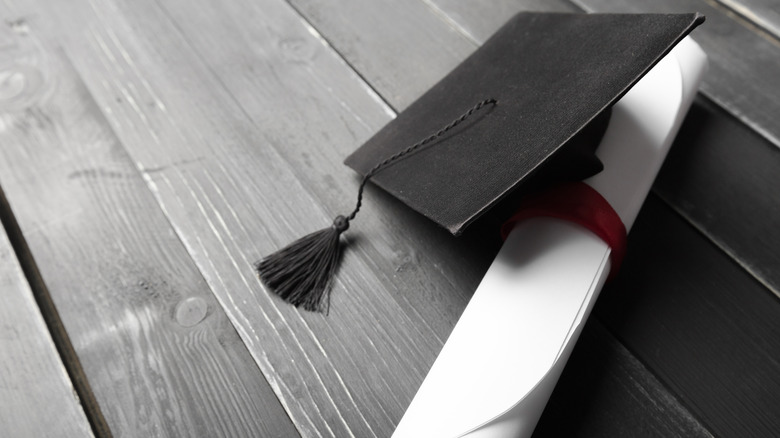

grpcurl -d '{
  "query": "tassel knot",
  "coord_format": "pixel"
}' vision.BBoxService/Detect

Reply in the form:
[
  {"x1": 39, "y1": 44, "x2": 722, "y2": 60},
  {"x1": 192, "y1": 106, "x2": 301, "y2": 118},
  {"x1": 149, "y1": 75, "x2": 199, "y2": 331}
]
[
  {"x1": 333, "y1": 215, "x2": 349, "y2": 233},
  {"x1": 255, "y1": 215, "x2": 348, "y2": 313}
]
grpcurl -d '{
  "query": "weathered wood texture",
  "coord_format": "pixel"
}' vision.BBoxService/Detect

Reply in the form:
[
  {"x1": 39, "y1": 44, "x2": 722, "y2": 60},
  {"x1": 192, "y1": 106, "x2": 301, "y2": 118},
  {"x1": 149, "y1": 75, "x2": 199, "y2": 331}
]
[
  {"x1": 715, "y1": 0, "x2": 780, "y2": 39},
  {"x1": 289, "y1": 0, "x2": 476, "y2": 112},
  {"x1": 0, "y1": 8, "x2": 298, "y2": 437},
  {"x1": 31, "y1": 0, "x2": 467, "y2": 435},
  {"x1": 425, "y1": 0, "x2": 580, "y2": 43},
  {"x1": 0, "y1": 206, "x2": 93, "y2": 437}
]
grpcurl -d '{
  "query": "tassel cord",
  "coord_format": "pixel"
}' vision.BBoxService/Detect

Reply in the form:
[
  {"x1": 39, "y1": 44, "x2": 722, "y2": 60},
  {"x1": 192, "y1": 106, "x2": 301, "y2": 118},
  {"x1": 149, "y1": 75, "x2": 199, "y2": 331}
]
[{"x1": 346, "y1": 98, "x2": 497, "y2": 223}]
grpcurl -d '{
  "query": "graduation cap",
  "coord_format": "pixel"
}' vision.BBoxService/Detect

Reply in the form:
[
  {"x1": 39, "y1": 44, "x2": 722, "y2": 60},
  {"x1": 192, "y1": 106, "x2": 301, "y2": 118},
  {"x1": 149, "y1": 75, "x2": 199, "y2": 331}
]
[{"x1": 256, "y1": 12, "x2": 705, "y2": 312}]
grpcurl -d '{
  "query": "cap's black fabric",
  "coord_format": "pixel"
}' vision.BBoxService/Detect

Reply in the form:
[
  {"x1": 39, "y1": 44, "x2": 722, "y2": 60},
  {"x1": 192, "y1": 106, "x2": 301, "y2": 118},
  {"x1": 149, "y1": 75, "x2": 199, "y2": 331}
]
[{"x1": 345, "y1": 12, "x2": 704, "y2": 235}]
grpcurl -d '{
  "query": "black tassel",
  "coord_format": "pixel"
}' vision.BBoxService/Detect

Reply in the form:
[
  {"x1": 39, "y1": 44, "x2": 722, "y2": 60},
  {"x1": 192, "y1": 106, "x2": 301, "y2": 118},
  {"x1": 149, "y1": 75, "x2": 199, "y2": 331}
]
[
  {"x1": 256, "y1": 215, "x2": 349, "y2": 313},
  {"x1": 255, "y1": 98, "x2": 496, "y2": 312}
]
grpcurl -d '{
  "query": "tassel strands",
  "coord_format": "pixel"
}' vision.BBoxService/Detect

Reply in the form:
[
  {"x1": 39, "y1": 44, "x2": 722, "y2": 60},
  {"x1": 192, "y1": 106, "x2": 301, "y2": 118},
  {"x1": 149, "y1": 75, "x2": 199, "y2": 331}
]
[
  {"x1": 255, "y1": 99, "x2": 497, "y2": 313},
  {"x1": 255, "y1": 216, "x2": 348, "y2": 313}
]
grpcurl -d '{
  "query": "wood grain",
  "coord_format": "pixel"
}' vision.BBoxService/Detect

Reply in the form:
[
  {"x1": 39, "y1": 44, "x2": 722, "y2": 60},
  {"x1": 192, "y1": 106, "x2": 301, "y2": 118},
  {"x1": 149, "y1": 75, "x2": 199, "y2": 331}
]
[
  {"x1": 714, "y1": 0, "x2": 780, "y2": 39},
  {"x1": 0, "y1": 205, "x2": 94, "y2": 437},
  {"x1": 288, "y1": 0, "x2": 477, "y2": 111},
  {"x1": 33, "y1": 0, "x2": 480, "y2": 435},
  {"x1": 0, "y1": 10, "x2": 298, "y2": 437}
]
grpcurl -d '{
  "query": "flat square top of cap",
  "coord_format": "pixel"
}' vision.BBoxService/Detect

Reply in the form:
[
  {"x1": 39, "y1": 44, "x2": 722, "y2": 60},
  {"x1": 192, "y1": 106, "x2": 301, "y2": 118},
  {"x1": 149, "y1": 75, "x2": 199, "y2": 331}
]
[{"x1": 345, "y1": 12, "x2": 704, "y2": 235}]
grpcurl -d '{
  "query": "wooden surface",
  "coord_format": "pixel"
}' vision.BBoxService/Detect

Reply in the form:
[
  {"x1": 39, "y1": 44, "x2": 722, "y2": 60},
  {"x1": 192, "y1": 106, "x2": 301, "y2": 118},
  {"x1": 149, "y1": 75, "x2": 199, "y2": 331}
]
[
  {"x1": 0, "y1": 9, "x2": 297, "y2": 437},
  {"x1": 0, "y1": 0, "x2": 777, "y2": 437},
  {"x1": 715, "y1": 0, "x2": 780, "y2": 37},
  {"x1": 0, "y1": 203, "x2": 94, "y2": 437}
]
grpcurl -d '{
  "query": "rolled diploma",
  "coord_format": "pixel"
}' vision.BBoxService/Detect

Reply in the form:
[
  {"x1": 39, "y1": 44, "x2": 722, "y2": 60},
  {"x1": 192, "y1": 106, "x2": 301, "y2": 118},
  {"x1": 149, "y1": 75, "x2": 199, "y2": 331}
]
[{"x1": 393, "y1": 37, "x2": 708, "y2": 438}]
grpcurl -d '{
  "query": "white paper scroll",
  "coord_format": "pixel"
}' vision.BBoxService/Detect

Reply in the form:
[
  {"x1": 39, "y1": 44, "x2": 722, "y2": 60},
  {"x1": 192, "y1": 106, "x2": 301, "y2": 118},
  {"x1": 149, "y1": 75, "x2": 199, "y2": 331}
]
[{"x1": 393, "y1": 37, "x2": 708, "y2": 438}]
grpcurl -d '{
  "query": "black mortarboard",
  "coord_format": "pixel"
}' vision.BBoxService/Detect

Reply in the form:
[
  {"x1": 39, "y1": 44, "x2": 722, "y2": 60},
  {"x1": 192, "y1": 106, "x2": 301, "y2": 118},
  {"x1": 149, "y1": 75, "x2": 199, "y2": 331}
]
[
  {"x1": 256, "y1": 12, "x2": 705, "y2": 312},
  {"x1": 345, "y1": 12, "x2": 704, "y2": 235}
]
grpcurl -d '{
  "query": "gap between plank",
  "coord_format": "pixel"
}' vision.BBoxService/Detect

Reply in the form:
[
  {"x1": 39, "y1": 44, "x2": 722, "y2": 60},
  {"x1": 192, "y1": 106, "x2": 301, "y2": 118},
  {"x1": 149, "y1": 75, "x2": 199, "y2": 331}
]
[
  {"x1": 417, "y1": 0, "x2": 481, "y2": 45},
  {"x1": 653, "y1": 185, "x2": 780, "y2": 301},
  {"x1": 0, "y1": 185, "x2": 113, "y2": 438},
  {"x1": 595, "y1": 319, "x2": 717, "y2": 437},
  {"x1": 705, "y1": 0, "x2": 780, "y2": 47},
  {"x1": 282, "y1": 0, "x2": 400, "y2": 115}
]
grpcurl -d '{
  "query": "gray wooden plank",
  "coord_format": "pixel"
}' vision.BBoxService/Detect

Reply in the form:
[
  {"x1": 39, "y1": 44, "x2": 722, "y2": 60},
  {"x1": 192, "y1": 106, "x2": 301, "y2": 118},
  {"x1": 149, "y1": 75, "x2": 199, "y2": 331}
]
[
  {"x1": 569, "y1": 0, "x2": 780, "y2": 151},
  {"x1": 0, "y1": 7, "x2": 299, "y2": 437},
  {"x1": 715, "y1": 0, "x2": 780, "y2": 39},
  {"x1": 31, "y1": 0, "x2": 478, "y2": 435},
  {"x1": 288, "y1": 0, "x2": 477, "y2": 110},
  {"x1": 0, "y1": 208, "x2": 94, "y2": 438}
]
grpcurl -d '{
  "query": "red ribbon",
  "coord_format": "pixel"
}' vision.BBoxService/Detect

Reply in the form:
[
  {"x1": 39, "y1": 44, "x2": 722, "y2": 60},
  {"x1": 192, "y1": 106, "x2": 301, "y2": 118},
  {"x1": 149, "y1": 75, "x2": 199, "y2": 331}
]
[{"x1": 500, "y1": 182, "x2": 627, "y2": 280}]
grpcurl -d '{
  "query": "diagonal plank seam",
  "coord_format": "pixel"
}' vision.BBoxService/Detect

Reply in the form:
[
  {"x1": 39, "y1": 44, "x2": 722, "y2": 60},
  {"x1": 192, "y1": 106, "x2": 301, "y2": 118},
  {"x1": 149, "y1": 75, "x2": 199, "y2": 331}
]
[
  {"x1": 653, "y1": 188, "x2": 780, "y2": 300},
  {"x1": 706, "y1": 0, "x2": 780, "y2": 46},
  {"x1": 592, "y1": 320, "x2": 716, "y2": 437},
  {"x1": 283, "y1": 0, "x2": 399, "y2": 115},
  {"x1": 0, "y1": 185, "x2": 113, "y2": 438},
  {"x1": 417, "y1": 0, "x2": 481, "y2": 45}
]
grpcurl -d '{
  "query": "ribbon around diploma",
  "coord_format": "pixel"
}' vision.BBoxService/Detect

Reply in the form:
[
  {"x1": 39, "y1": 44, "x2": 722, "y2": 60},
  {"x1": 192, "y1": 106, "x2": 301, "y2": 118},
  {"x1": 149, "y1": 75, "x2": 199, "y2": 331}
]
[{"x1": 500, "y1": 182, "x2": 627, "y2": 279}]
